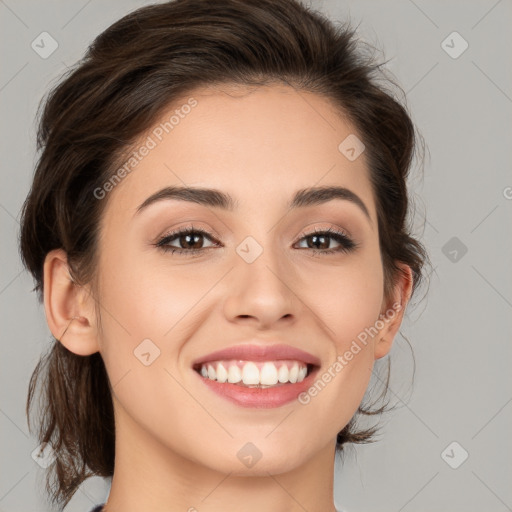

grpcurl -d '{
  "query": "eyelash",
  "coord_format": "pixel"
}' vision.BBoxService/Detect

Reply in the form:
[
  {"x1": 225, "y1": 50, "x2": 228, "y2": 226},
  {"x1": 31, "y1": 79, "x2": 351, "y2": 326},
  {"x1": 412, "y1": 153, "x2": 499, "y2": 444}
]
[{"x1": 154, "y1": 225, "x2": 357, "y2": 257}]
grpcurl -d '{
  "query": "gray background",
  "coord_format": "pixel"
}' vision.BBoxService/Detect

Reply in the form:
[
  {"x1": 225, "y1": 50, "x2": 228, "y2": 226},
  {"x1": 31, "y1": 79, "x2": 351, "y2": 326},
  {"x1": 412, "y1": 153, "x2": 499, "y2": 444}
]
[{"x1": 1, "y1": 1, "x2": 511, "y2": 511}]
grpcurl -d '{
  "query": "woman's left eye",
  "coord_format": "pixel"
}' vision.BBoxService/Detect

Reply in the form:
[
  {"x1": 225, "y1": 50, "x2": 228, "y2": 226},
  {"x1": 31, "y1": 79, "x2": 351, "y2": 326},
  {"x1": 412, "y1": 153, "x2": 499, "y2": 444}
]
[
  {"x1": 155, "y1": 226, "x2": 357, "y2": 256},
  {"x1": 294, "y1": 227, "x2": 356, "y2": 254}
]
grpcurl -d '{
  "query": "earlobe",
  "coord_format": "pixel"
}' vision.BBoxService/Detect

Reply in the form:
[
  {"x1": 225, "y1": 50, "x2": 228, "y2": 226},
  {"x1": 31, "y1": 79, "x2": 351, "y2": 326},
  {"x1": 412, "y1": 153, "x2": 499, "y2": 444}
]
[
  {"x1": 374, "y1": 263, "x2": 414, "y2": 360},
  {"x1": 43, "y1": 248, "x2": 100, "y2": 356}
]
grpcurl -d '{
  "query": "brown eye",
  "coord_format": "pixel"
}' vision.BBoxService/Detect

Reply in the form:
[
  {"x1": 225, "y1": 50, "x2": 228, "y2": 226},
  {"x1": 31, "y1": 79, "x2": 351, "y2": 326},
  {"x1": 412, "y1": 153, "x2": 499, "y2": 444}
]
[
  {"x1": 156, "y1": 228, "x2": 219, "y2": 255},
  {"x1": 295, "y1": 228, "x2": 356, "y2": 254}
]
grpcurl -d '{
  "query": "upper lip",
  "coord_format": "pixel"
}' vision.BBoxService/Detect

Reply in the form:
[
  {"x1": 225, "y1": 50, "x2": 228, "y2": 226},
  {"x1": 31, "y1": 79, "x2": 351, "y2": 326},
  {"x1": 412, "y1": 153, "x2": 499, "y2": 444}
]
[{"x1": 192, "y1": 343, "x2": 321, "y2": 367}]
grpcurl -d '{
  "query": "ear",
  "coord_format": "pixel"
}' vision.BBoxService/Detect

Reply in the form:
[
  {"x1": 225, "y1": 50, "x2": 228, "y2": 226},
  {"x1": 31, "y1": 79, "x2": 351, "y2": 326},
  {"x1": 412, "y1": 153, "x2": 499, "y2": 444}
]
[
  {"x1": 43, "y1": 248, "x2": 100, "y2": 356},
  {"x1": 373, "y1": 263, "x2": 413, "y2": 360}
]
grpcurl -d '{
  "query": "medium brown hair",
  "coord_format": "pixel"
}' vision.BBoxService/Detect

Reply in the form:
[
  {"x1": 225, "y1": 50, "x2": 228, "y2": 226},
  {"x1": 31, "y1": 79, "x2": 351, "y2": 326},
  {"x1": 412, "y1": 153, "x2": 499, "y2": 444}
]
[{"x1": 19, "y1": 0, "x2": 428, "y2": 508}]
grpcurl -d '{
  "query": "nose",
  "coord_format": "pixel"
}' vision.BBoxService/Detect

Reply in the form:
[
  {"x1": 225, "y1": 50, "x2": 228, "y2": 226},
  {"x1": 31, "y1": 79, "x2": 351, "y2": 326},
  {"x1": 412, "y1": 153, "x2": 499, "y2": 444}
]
[{"x1": 222, "y1": 243, "x2": 299, "y2": 329}]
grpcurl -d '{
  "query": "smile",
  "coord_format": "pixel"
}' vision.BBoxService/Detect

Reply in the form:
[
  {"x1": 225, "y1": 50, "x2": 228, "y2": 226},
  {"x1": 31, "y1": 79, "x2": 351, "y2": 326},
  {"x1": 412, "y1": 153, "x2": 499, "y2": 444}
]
[
  {"x1": 193, "y1": 360, "x2": 320, "y2": 408},
  {"x1": 194, "y1": 359, "x2": 311, "y2": 387}
]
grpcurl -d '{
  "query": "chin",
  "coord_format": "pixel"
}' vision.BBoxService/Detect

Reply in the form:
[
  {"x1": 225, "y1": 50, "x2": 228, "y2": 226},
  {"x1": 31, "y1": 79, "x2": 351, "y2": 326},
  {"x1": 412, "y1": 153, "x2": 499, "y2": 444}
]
[{"x1": 196, "y1": 435, "x2": 315, "y2": 476}]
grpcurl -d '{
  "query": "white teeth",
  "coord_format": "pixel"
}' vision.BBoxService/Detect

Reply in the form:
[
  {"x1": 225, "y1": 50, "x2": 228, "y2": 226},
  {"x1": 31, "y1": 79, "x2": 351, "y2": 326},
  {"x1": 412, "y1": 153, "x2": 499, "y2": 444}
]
[
  {"x1": 198, "y1": 360, "x2": 309, "y2": 387},
  {"x1": 227, "y1": 364, "x2": 242, "y2": 383},
  {"x1": 216, "y1": 362, "x2": 228, "y2": 383},
  {"x1": 207, "y1": 364, "x2": 216, "y2": 380},
  {"x1": 289, "y1": 363, "x2": 299, "y2": 383},
  {"x1": 260, "y1": 362, "x2": 278, "y2": 386},
  {"x1": 278, "y1": 364, "x2": 289, "y2": 383},
  {"x1": 242, "y1": 362, "x2": 260, "y2": 385}
]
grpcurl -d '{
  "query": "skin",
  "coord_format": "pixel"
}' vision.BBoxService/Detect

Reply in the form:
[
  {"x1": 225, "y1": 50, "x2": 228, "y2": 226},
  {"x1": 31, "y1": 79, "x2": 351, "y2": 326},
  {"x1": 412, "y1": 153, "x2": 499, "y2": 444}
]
[{"x1": 43, "y1": 84, "x2": 412, "y2": 512}]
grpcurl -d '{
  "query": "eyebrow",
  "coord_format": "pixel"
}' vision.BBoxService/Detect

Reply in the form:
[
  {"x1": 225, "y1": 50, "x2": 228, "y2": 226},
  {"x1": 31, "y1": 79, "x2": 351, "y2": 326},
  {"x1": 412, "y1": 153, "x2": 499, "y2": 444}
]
[{"x1": 135, "y1": 185, "x2": 372, "y2": 224}]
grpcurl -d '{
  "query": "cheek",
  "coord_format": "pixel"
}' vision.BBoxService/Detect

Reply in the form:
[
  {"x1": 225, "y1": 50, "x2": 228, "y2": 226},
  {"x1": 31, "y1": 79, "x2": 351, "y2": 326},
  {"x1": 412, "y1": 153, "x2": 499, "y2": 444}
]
[
  {"x1": 298, "y1": 245, "x2": 385, "y2": 345},
  {"x1": 93, "y1": 242, "x2": 234, "y2": 403},
  {"x1": 96, "y1": 235, "x2": 210, "y2": 335},
  {"x1": 93, "y1": 250, "x2": 212, "y2": 449},
  {"x1": 291, "y1": 248, "x2": 384, "y2": 427}
]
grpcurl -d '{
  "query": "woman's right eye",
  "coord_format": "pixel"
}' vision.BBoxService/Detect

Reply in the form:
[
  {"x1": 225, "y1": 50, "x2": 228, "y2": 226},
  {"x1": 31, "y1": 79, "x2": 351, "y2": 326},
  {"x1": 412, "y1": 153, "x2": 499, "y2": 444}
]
[{"x1": 155, "y1": 227, "x2": 219, "y2": 256}]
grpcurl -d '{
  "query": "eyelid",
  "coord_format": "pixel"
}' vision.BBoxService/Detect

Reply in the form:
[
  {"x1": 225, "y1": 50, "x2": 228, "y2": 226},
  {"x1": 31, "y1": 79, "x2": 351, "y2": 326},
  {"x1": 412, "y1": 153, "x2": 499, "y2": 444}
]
[
  {"x1": 295, "y1": 224, "x2": 352, "y2": 241},
  {"x1": 155, "y1": 222, "x2": 220, "y2": 244},
  {"x1": 156, "y1": 224, "x2": 352, "y2": 245}
]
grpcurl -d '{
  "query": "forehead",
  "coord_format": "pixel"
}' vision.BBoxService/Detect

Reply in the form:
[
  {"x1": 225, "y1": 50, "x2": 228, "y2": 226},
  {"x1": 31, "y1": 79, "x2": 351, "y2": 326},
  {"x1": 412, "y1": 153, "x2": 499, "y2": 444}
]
[{"x1": 101, "y1": 84, "x2": 375, "y2": 221}]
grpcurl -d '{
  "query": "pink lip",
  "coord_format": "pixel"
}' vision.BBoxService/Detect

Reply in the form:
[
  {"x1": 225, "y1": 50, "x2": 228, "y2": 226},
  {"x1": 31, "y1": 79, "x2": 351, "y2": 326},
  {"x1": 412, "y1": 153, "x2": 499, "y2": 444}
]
[{"x1": 192, "y1": 343, "x2": 321, "y2": 367}]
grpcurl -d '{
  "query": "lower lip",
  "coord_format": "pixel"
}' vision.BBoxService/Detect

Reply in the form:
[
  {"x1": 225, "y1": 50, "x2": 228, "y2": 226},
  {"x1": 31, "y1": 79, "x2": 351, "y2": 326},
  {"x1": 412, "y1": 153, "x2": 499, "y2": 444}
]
[{"x1": 194, "y1": 366, "x2": 319, "y2": 408}]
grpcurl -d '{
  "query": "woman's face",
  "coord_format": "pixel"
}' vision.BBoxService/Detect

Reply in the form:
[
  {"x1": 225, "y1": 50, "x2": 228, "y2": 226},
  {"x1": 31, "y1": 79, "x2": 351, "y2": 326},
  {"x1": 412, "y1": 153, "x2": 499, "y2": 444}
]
[{"x1": 91, "y1": 84, "x2": 403, "y2": 474}]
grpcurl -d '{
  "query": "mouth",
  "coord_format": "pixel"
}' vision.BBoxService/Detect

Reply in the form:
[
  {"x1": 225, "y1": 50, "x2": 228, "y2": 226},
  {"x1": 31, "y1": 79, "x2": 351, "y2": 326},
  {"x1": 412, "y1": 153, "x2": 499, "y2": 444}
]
[
  {"x1": 192, "y1": 360, "x2": 320, "y2": 408},
  {"x1": 191, "y1": 343, "x2": 321, "y2": 408}
]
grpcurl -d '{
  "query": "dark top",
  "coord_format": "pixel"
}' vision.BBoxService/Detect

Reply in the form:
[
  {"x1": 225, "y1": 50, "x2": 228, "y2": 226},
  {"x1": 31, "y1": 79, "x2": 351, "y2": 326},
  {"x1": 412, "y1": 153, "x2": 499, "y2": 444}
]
[{"x1": 90, "y1": 502, "x2": 343, "y2": 511}]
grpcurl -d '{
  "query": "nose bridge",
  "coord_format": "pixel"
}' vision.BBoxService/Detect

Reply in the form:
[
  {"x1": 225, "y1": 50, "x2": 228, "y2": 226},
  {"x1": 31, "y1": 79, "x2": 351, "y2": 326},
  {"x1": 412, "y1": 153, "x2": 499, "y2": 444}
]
[
  {"x1": 223, "y1": 234, "x2": 298, "y2": 323},
  {"x1": 237, "y1": 234, "x2": 292, "y2": 294}
]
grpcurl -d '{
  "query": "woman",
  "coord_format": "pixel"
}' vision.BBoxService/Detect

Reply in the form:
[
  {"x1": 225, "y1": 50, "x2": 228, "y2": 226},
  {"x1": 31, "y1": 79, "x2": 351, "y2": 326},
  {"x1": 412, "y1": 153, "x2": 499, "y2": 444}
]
[{"x1": 19, "y1": 0, "x2": 427, "y2": 510}]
